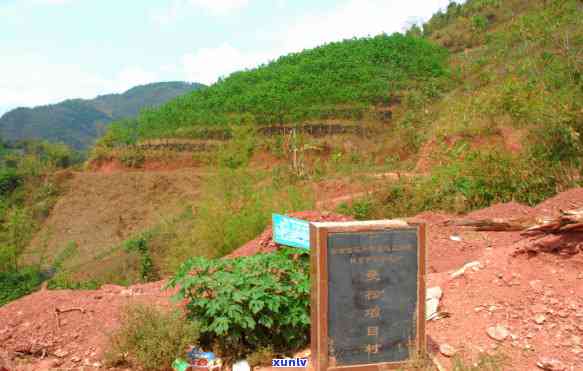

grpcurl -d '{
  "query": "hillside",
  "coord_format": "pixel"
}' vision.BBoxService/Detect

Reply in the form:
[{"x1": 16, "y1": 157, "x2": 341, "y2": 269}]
[
  {"x1": 100, "y1": 34, "x2": 449, "y2": 144},
  {"x1": 0, "y1": 82, "x2": 205, "y2": 150}
]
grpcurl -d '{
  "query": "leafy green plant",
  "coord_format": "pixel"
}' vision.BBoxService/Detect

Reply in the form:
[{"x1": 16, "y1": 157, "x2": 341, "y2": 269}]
[
  {"x1": 168, "y1": 248, "x2": 310, "y2": 359},
  {"x1": 105, "y1": 304, "x2": 200, "y2": 371}
]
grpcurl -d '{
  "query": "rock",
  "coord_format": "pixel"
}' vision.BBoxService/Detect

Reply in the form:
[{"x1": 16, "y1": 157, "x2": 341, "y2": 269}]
[
  {"x1": 534, "y1": 314, "x2": 546, "y2": 324},
  {"x1": 71, "y1": 356, "x2": 81, "y2": 363},
  {"x1": 536, "y1": 357, "x2": 565, "y2": 371},
  {"x1": 571, "y1": 336, "x2": 581, "y2": 346},
  {"x1": 53, "y1": 349, "x2": 68, "y2": 358},
  {"x1": 426, "y1": 287, "x2": 442, "y2": 321},
  {"x1": 487, "y1": 325, "x2": 510, "y2": 341},
  {"x1": 439, "y1": 343, "x2": 457, "y2": 357},
  {"x1": 450, "y1": 261, "x2": 481, "y2": 279}
]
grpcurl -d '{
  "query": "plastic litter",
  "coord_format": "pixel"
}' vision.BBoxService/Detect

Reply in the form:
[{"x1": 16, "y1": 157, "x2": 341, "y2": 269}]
[
  {"x1": 173, "y1": 358, "x2": 191, "y2": 371},
  {"x1": 185, "y1": 347, "x2": 222, "y2": 370}
]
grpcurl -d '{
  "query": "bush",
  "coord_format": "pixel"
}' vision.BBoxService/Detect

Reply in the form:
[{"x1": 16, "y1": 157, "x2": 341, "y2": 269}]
[
  {"x1": 337, "y1": 198, "x2": 374, "y2": 220},
  {"x1": 105, "y1": 304, "x2": 200, "y2": 371},
  {"x1": 168, "y1": 248, "x2": 310, "y2": 360},
  {"x1": 0, "y1": 168, "x2": 21, "y2": 196},
  {"x1": 0, "y1": 267, "x2": 43, "y2": 306}
]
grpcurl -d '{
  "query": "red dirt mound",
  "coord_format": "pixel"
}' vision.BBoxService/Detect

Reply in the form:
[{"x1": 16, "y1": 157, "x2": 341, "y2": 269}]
[
  {"x1": 0, "y1": 281, "x2": 177, "y2": 371},
  {"x1": 225, "y1": 211, "x2": 354, "y2": 258},
  {"x1": 466, "y1": 201, "x2": 536, "y2": 220},
  {"x1": 536, "y1": 188, "x2": 583, "y2": 216}
]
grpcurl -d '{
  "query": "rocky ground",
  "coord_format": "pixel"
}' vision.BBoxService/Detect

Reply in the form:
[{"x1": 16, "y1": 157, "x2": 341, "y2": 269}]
[{"x1": 2, "y1": 189, "x2": 583, "y2": 370}]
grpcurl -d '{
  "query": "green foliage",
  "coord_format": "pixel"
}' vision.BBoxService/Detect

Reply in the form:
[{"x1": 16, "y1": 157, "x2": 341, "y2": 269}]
[
  {"x1": 0, "y1": 267, "x2": 43, "y2": 306},
  {"x1": 122, "y1": 231, "x2": 158, "y2": 282},
  {"x1": 217, "y1": 122, "x2": 256, "y2": 169},
  {"x1": 101, "y1": 34, "x2": 449, "y2": 144},
  {"x1": 105, "y1": 304, "x2": 200, "y2": 371},
  {"x1": 0, "y1": 168, "x2": 21, "y2": 196},
  {"x1": 0, "y1": 82, "x2": 204, "y2": 150},
  {"x1": 118, "y1": 147, "x2": 145, "y2": 168},
  {"x1": 359, "y1": 146, "x2": 578, "y2": 219},
  {"x1": 0, "y1": 207, "x2": 35, "y2": 272},
  {"x1": 168, "y1": 248, "x2": 310, "y2": 359},
  {"x1": 337, "y1": 198, "x2": 374, "y2": 220}
]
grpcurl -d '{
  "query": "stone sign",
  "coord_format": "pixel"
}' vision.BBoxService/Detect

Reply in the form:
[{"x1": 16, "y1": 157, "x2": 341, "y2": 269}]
[{"x1": 310, "y1": 220, "x2": 426, "y2": 370}]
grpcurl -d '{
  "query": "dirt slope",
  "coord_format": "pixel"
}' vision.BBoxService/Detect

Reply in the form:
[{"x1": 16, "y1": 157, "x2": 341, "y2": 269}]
[{"x1": 27, "y1": 168, "x2": 203, "y2": 266}]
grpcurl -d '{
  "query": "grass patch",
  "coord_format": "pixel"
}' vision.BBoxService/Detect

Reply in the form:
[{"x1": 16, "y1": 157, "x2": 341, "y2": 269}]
[{"x1": 105, "y1": 304, "x2": 200, "y2": 371}]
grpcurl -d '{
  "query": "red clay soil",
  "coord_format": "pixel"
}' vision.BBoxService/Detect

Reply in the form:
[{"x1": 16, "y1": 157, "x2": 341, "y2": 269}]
[
  {"x1": 0, "y1": 281, "x2": 177, "y2": 371},
  {"x1": 3, "y1": 190, "x2": 583, "y2": 370},
  {"x1": 90, "y1": 156, "x2": 203, "y2": 173}
]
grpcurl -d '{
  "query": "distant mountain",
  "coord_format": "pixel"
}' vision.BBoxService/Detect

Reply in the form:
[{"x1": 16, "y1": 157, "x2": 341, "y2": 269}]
[{"x1": 0, "y1": 81, "x2": 205, "y2": 150}]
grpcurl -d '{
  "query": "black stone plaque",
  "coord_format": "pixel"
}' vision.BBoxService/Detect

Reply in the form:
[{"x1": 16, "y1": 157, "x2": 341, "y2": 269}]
[{"x1": 327, "y1": 228, "x2": 419, "y2": 365}]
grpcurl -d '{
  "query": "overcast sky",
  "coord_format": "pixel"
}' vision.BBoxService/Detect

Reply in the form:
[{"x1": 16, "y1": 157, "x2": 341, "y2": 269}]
[{"x1": 0, "y1": 0, "x2": 461, "y2": 115}]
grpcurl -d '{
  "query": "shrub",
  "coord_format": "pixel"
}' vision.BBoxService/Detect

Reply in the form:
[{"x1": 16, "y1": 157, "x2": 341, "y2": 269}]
[
  {"x1": 337, "y1": 198, "x2": 374, "y2": 220},
  {"x1": 247, "y1": 346, "x2": 276, "y2": 367},
  {"x1": 0, "y1": 267, "x2": 43, "y2": 306},
  {"x1": 168, "y1": 248, "x2": 310, "y2": 360},
  {"x1": 0, "y1": 168, "x2": 21, "y2": 196},
  {"x1": 105, "y1": 304, "x2": 200, "y2": 371}
]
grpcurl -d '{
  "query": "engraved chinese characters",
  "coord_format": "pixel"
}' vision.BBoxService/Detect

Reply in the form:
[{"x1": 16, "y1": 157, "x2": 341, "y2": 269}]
[{"x1": 326, "y1": 229, "x2": 420, "y2": 365}]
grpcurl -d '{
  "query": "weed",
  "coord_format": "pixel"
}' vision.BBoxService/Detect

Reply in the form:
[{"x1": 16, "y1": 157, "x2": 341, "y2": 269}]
[
  {"x1": 105, "y1": 304, "x2": 199, "y2": 371},
  {"x1": 247, "y1": 346, "x2": 276, "y2": 367}
]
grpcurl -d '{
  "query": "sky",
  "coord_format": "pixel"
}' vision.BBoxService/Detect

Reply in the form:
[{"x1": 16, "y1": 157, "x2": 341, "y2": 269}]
[{"x1": 0, "y1": 0, "x2": 461, "y2": 116}]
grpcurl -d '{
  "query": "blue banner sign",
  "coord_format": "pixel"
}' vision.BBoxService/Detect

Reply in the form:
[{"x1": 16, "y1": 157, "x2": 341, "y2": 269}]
[{"x1": 272, "y1": 214, "x2": 310, "y2": 249}]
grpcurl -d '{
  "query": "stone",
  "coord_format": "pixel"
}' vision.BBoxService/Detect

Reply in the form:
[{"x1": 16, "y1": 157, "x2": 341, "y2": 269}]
[
  {"x1": 439, "y1": 343, "x2": 457, "y2": 357},
  {"x1": 571, "y1": 336, "x2": 581, "y2": 346},
  {"x1": 536, "y1": 357, "x2": 565, "y2": 371},
  {"x1": 487, "y1": 325, "x2": 510, "y2": 341},
  {"x1": 53, "y1": 349, "x2": 68, "y2": 358},
  {"x1": 71, "y1": 356, "x2": 81, "y2": 363},
  {"x1": 426, "y1": 287, "x2": 442, "y2": 321},
  {"x1": 534, "y1": 314, "x2": 546, "y2": 324},
  {"x1": 451, "y1": 261, "x2": 481, "y2": 279}
]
